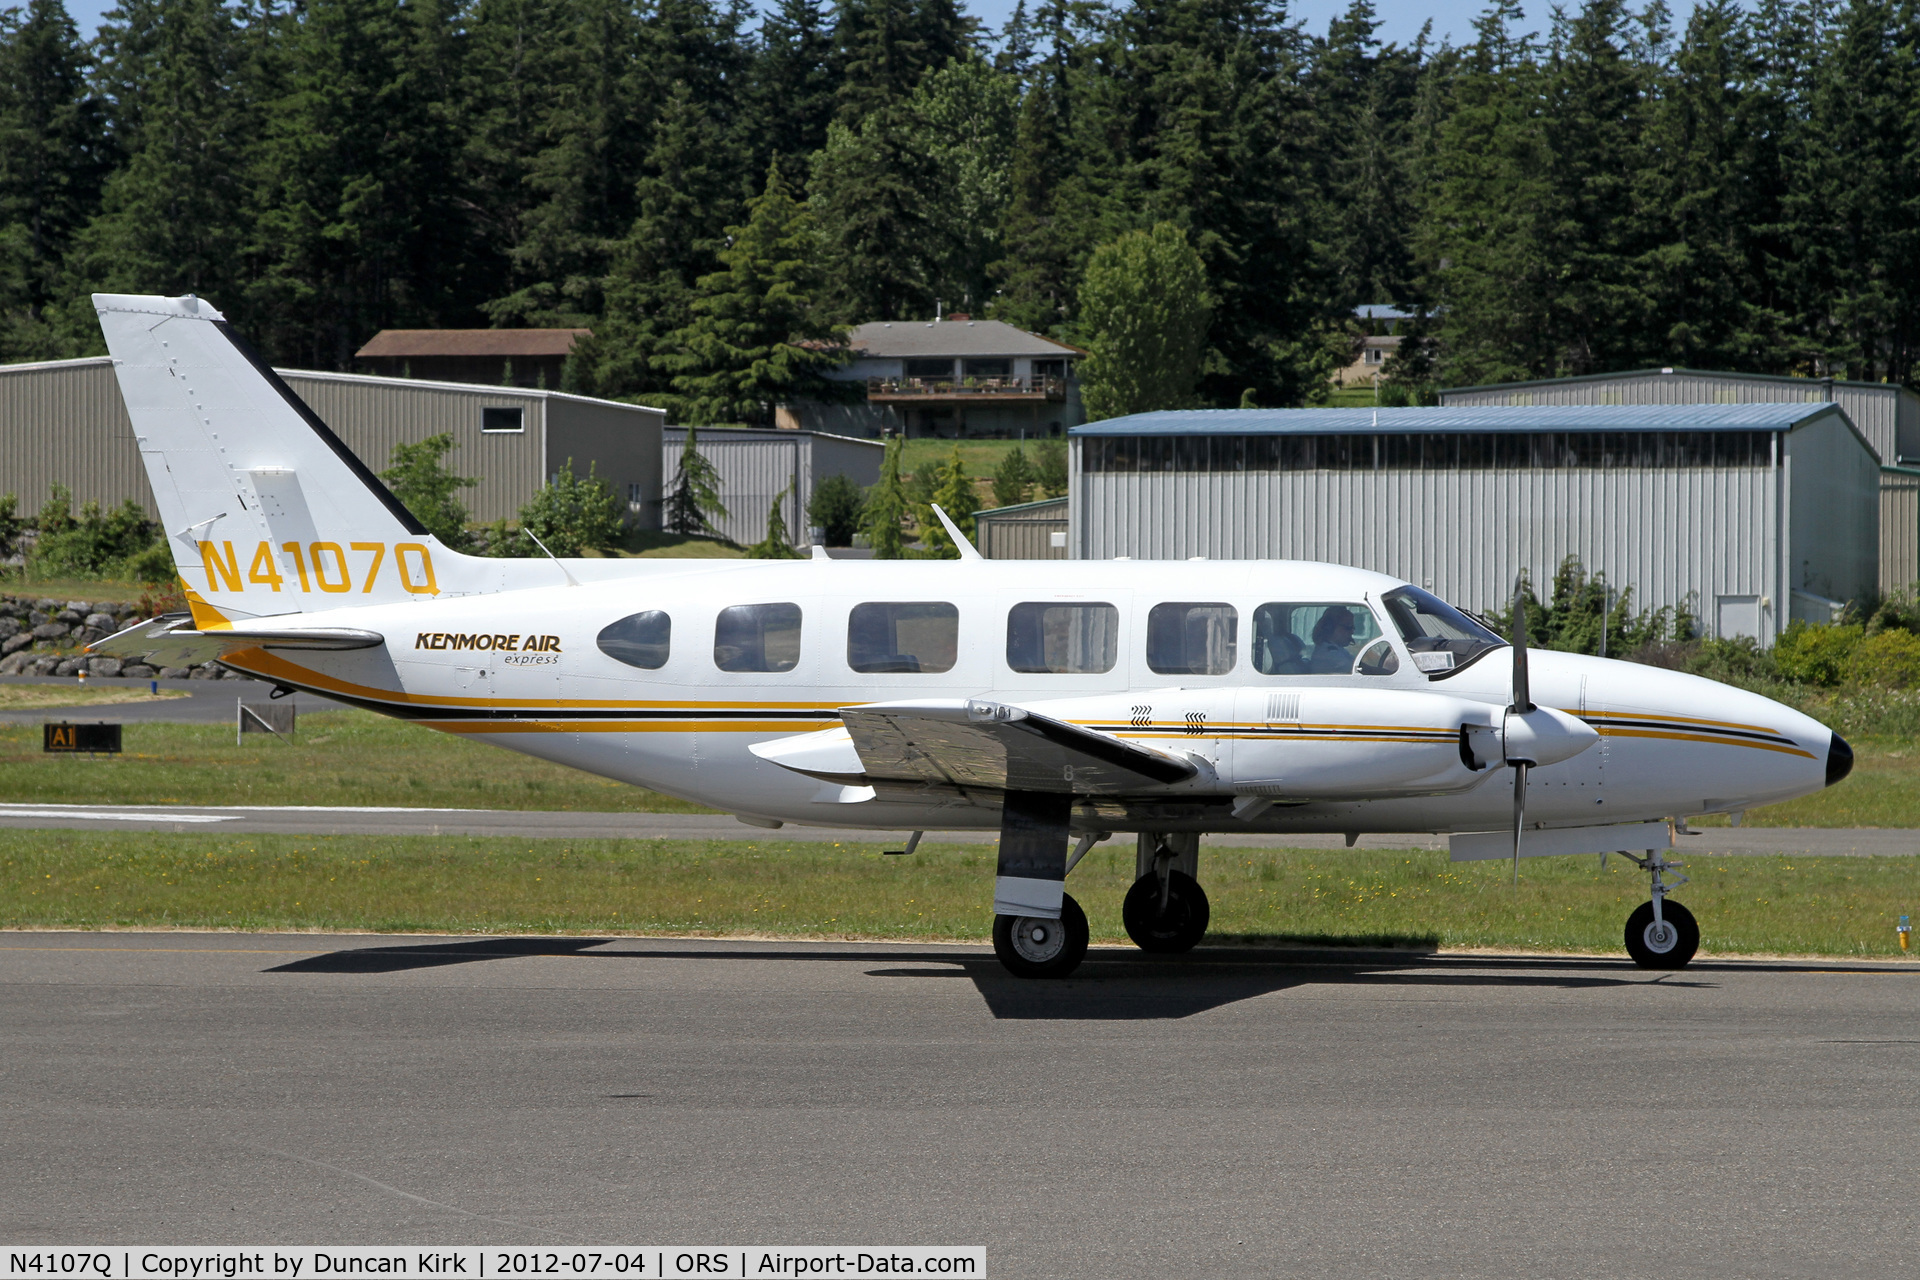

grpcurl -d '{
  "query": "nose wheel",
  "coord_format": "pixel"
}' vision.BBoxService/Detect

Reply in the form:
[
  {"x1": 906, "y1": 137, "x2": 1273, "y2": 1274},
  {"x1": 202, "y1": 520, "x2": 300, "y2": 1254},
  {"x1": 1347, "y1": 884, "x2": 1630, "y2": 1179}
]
[
  {"x1": 993, "y1": 894, "x2": 1089, "y2": 978},
  {"x1": 1618, "y1": 846, "x2": 1699, "y2": 969}
]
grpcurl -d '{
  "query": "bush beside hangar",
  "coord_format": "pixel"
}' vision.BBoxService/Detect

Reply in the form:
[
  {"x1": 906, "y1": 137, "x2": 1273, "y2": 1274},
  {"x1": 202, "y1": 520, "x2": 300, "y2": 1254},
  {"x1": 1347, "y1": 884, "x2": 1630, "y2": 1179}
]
[
  {"x1": 0, "y1": 356, "x2": 664, "y2": 528},
  {"x1": 1067, "y1": 403, "x2": 1879, "y2": 644}
]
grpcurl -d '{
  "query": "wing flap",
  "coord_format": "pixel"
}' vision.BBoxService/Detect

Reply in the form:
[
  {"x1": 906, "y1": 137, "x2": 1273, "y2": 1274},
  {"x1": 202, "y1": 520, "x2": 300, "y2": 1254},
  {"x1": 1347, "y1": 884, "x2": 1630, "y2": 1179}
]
[{"x1": 836, "y1": 698, "x2": 1196, "y2": 794}]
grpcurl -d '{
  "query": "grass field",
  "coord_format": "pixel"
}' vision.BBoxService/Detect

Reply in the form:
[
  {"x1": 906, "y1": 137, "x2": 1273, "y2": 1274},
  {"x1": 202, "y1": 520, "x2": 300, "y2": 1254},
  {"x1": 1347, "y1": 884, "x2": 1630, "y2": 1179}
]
[
  {"x1": 0, "y1": 709, "x2": 710, "y2": 811},
  {"x1": 0, "y1": 684, "x2": 190, "y2": 710},
  {"x1": 0, "y1": 575, "x2": 153, "y2": 604},
  {"x1": 3, "y1": 831, "x2": 1914, "y2": 958}
]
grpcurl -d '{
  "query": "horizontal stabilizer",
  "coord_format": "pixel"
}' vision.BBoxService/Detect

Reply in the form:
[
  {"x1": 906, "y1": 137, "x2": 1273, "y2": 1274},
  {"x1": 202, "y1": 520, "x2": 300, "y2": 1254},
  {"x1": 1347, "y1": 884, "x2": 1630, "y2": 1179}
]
[
  {"x1": 89, "y1": 615, "x2": 384, "y2": 668},
  {"x1": 1449, "y1": 820, "x2": 1670, "y2": 862},
  {"x1": 837, "y1": 698, "x2": 1197, "y2": 794}
]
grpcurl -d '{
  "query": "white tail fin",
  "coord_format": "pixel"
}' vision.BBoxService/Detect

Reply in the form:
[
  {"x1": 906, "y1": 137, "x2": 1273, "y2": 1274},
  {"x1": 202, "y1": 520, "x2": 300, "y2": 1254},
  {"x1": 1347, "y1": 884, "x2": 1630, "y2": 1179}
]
[{"x1": 97, "y1": 293, "x2": 488, "y2": 625}]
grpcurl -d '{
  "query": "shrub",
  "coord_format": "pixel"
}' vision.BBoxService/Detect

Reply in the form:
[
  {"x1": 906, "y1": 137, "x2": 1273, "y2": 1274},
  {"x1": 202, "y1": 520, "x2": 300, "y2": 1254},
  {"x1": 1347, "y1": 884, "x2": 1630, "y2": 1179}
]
[
  {"x1": 807, "y1": 473, "x2": 863, "y2": 546},
  {"x1": 30, "y1": 487, "x2": 160, "y2": 578},
  {"x1": 512, "y1": 459, "x2": 625, "y2": 557},
  {"x1": 1846, "y1": 629, "x2": 1920, "y2": 688},
  {"x1": 380, "y1": 433, "x2": 476, "y2": 550},
  {"x1": 1772, "y1": 622, "x2": 1863, "y2": 687}
]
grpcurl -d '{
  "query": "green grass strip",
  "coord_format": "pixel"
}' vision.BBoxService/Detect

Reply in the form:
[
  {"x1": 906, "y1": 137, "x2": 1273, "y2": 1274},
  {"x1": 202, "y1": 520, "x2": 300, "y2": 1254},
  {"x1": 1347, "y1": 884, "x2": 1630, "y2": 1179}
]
[{"x1": 4, "y1": 831, "x2": 1917, "y2": 959}]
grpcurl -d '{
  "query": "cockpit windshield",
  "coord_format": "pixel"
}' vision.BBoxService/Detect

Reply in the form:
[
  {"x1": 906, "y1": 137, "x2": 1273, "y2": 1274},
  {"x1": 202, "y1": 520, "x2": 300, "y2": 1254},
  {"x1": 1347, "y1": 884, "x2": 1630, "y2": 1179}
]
[{"x1": 1380, "y1": 585, "x2": 1503, "y2": 676}]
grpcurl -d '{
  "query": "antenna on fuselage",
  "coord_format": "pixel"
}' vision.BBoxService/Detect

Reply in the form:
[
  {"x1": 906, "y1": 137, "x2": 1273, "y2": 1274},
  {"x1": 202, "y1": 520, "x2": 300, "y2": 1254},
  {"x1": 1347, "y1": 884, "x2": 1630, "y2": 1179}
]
[
  {"x1": 930, "y1": 503, "x2": 983, "y2": 561},
  {"x1": 521, "y1": 527, "x2": 580, "y2": 587}
]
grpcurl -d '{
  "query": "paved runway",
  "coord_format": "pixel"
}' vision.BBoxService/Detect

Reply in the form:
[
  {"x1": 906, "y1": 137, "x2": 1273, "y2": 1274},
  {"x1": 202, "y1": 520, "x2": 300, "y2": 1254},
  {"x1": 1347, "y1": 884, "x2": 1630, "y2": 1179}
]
[
  {"x1": 0, "y1": 674, "x2": 350, "y2": 724},
  {"x1": 1, "y1": 931, "x2": 1915, "y2": 1276},
  {"x1": 0, "y1": 800, "x2": 1913, "y2": 857}
]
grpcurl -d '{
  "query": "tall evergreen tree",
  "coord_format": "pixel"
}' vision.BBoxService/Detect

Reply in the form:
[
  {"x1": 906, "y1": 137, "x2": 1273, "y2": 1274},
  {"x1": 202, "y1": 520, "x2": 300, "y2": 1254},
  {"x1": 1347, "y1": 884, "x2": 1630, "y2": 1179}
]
[
  {"x1": 830, "y1": 0, "x2": 971, "y2": 127},
  {"x1": 57, "y1": 0, "x2": 252, "y2": 348},
  {"x1": 0, "y1": 0, "x2": 107, "y2": 358},
  {"x1": 859, "y1": 434, "x2": 911, "y2": 558},
  {"x1": 246, "y1": 0, "x2": 475, "y2": 366},
  {"x1": 660, "y1": 161, "x2": 847, "y2": 423},
  {"x1": 753, "y1": 0, "x2": 836, "y2": 179}
]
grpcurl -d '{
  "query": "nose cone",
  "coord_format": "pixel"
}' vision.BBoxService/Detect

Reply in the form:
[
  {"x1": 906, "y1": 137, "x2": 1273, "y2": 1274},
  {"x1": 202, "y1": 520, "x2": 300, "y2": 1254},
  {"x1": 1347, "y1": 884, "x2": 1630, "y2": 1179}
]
[{"x1": 1826, "y1": 733, "x2": 1854, "y2": 788}]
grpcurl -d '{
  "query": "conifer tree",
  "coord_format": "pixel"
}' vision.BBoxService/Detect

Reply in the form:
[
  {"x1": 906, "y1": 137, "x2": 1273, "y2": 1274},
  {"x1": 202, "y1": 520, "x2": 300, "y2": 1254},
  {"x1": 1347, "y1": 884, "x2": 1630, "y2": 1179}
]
[
  {"x1": 858, "y1": 434, "x2": 911, "y2": 559},
  {"x1": 660, "y1": 161, "x2": 848, "y2": 424},
  {"x1": 991, "y1": 446, "x2": 1034, "y2": 507},
  {"x1": 917, "y1": 442, "x2": 979, "y2": 557},
  {"x1": 747, "y1": 480, "x2": 805, "y2": 557},
  {"x1": 664, "y1": 425, "x2": 728, "y2": 537},
  {"x1": 0, "y1": 0, "x2": 107, "y2": 358},
  {"x1": 59, "y1": 0, "x2": 253, "y2": 348}
]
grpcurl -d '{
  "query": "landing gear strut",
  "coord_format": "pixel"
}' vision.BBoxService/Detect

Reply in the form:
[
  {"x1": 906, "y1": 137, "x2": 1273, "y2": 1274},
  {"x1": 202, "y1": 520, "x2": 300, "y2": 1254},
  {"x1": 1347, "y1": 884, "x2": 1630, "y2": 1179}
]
[
  {"x1": 1123, "y1": 834, "x2": 1210, "y2": 954},
  {"x1": 1618, "y1": 846, "x2": 1699, "y2": 969}
]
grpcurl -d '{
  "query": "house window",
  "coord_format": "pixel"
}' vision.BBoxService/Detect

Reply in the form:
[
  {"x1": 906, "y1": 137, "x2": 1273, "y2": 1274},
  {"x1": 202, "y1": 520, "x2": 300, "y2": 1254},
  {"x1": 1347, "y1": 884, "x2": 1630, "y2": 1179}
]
[
  {"x1": 963, "y1": 359, "x2": 1010, "y2": 378},
  {"x1": 904, "y1": 358, "x2": 953, "y2": 379},
  {"x1": 1363, "y1": 349, "x2": 1384, "y2": 365},
  {"x1": 1032, "y1": 360, "x2": 1066, "y2": 380},
  {"x1": 482, "y1": 406, "x2": 524, "y2": 433}
]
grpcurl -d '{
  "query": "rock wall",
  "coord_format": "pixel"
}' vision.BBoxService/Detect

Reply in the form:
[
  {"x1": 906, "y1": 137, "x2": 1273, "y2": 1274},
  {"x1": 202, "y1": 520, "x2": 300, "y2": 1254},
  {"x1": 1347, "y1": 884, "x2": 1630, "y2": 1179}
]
[{"x1": 0, "y1": 595, "x2": 242, "y2": 680}]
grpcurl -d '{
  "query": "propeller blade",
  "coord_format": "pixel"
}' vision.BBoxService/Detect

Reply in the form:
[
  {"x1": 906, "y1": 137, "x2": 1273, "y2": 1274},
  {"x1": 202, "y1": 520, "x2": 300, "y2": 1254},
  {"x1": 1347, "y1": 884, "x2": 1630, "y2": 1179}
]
[
  {"x1": 1512, "y1": 760, "x2": 1528, "y2": 886},
  {"x1": 1511, "y1": 576, "x2": 1533, "y2": 714}
]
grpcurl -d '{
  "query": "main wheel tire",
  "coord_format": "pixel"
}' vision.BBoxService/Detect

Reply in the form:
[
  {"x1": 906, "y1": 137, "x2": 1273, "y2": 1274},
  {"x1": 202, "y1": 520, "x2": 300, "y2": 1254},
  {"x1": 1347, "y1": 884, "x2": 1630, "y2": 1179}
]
[
  {"x1": 992, "y1": 893, "x2": 1089, "y2": 979},
  {"x1": 1122, "y1": 869, "x2": 1211, "y2": 954},
  {"x1": 1625, "y1": 899, "x2": 1700, "y2": 969}
]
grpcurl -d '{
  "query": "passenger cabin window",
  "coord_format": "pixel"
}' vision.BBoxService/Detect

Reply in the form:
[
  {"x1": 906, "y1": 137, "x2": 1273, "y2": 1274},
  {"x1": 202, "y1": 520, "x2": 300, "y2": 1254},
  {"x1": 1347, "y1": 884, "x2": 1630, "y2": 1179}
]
[
  {"x1": 597, "y1": 610, "x2": 670, "y2": 669},
  {"x1": 1146, "y1": 602, "x2": 1237, "y2": 675},
  {"x1": 1006, "y1": 602, "x2": 1119, "y2": 674},
  {"x1": 714, "y1": 603, "x2": 802, "y2": 673},
  {"x1": 1380, "y1": 584, "x2": 1504, "y2": 674},
  {"x1": 1252, "y1": 602, "x2": 1384, "y2": 675},
  {"x1": 848, "y1": 602, "x2": 958, "y2": 673}
]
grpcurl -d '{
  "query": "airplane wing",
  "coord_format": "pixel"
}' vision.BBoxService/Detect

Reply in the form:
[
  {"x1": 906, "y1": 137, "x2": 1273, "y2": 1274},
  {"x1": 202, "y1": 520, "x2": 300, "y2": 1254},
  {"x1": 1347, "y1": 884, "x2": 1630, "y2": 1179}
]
[
  {"x1": 831, "y1": 698, "x2": 1197, "y2": 794},
  {"x1": 89, "y1": 614, "x2": 385, "y2": 668}
]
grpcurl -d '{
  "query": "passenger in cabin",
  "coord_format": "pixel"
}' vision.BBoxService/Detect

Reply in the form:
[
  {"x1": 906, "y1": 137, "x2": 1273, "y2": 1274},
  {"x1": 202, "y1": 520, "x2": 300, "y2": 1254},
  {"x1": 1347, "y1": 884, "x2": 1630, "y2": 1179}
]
[{"x1": 1309, "y1": 607, "x2": 1359, "y2": 674}]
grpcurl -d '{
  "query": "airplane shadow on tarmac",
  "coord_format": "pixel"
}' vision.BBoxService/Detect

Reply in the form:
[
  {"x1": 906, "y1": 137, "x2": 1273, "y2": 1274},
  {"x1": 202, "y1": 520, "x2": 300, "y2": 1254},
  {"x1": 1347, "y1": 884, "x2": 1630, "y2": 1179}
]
[{"x1": 265, "y1": 937, "x2": 1743, "y2": 1019}]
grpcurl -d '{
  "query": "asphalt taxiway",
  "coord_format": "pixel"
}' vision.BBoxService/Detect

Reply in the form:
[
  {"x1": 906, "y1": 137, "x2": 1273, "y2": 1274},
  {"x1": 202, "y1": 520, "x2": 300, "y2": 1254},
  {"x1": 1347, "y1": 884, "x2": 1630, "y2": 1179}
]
[{"x1": 1, "y1": 931, "x2": 1915, "y2": 1276}]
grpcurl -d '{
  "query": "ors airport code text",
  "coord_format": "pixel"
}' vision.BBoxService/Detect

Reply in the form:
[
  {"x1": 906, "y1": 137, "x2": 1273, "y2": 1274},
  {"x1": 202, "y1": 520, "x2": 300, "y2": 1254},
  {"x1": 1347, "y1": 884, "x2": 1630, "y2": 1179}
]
[{"x1": 4, "y1": 1252, "x2": 983, "y2": 1279}]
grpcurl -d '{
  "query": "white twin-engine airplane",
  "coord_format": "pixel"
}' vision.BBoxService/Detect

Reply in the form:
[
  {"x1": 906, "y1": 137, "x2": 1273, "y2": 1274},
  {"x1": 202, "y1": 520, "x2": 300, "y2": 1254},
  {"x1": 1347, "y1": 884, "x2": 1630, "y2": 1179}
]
[{"x1": 91, "y1": 294, "x2": 1854, "y2": 977}]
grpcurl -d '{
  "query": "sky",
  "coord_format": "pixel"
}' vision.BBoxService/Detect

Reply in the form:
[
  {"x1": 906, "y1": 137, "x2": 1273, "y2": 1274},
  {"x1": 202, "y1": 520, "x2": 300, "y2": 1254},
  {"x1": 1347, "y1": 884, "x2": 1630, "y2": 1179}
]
[{"x1": 56, "y1": 0, "x2": 1710, "y2": 60}]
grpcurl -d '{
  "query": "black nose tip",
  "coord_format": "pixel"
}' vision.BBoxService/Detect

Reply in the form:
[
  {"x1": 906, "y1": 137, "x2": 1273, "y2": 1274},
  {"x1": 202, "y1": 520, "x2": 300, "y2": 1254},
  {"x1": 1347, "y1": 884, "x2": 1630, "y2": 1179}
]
[{"x1": 1826, "y1": 733, "x2": 1854, "y2": 787}]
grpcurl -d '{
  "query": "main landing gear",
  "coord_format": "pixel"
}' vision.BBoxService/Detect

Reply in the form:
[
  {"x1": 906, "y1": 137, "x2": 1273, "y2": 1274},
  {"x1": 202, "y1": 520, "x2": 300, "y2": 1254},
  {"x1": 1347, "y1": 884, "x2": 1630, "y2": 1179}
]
[
  {"x1": 1122, "y1": 833, "x2": 1211, "y2": 955},
  {"x1": 987, "y1": 826, "x2": 1214, "y2": 978},
  {"x1": 1616, "y1": 845, "x2": 1699, "y2": 969}
]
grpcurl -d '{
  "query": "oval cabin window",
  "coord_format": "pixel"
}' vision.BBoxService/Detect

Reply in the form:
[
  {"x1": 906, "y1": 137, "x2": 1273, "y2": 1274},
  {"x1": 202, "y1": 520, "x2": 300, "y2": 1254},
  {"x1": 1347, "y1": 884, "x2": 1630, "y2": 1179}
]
[{"x1": 597, "y1": 610, "x2": 671, "y2": 669}]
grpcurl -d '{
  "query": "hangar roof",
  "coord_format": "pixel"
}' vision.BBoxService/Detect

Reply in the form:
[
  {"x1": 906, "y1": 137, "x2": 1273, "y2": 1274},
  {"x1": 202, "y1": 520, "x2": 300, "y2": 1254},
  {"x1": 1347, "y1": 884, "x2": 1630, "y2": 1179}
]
[
  {"x1": 1071, "y1": 402, "x2": 1851, "y2": 436},
  {"x1": 1441, "y1": 365, "x2": 1909, "y2": 396}
]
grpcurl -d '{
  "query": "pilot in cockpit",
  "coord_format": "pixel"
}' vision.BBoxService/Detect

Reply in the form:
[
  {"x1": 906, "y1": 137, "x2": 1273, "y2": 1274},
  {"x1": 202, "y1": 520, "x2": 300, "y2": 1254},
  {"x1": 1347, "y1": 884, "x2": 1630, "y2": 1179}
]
[{"x1": 1309, "y1": 606, "x2": 1359, "y2": 673}]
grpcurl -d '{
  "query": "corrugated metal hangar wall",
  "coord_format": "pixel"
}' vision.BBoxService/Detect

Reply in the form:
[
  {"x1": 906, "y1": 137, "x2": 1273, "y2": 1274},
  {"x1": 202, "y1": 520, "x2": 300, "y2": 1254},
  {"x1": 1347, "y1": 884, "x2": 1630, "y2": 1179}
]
[
  {"x1": 0, "y1": 357, "x2": 664, "y2": 528},
  {"x1": 662, "y1": 426, "x2": 882, "y2": 548},
  {"x1": 1441, "y1": 368, "x2": 1920, "y2": 593},
  {"x1": 1069, "y1": 404, "x2": 1880, "y2": 644}
]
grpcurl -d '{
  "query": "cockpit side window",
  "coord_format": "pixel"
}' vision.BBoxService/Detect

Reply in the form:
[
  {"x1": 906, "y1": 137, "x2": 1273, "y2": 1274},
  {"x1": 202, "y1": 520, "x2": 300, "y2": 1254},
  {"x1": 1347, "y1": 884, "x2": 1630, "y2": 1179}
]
[
  {"x1": 1380, "y1": 585, "x2": 1503, "y2": 675},
  {"x1": 1252, "y1": 602, "x2": 1382, "y2": 675}
]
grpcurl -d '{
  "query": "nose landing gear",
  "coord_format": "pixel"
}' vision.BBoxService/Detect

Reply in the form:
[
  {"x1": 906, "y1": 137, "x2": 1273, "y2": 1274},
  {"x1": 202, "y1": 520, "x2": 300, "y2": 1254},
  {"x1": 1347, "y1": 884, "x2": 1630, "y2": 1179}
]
[{"x1": 1617, "y1": 846, "x2": 1699, "y2": 969}]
